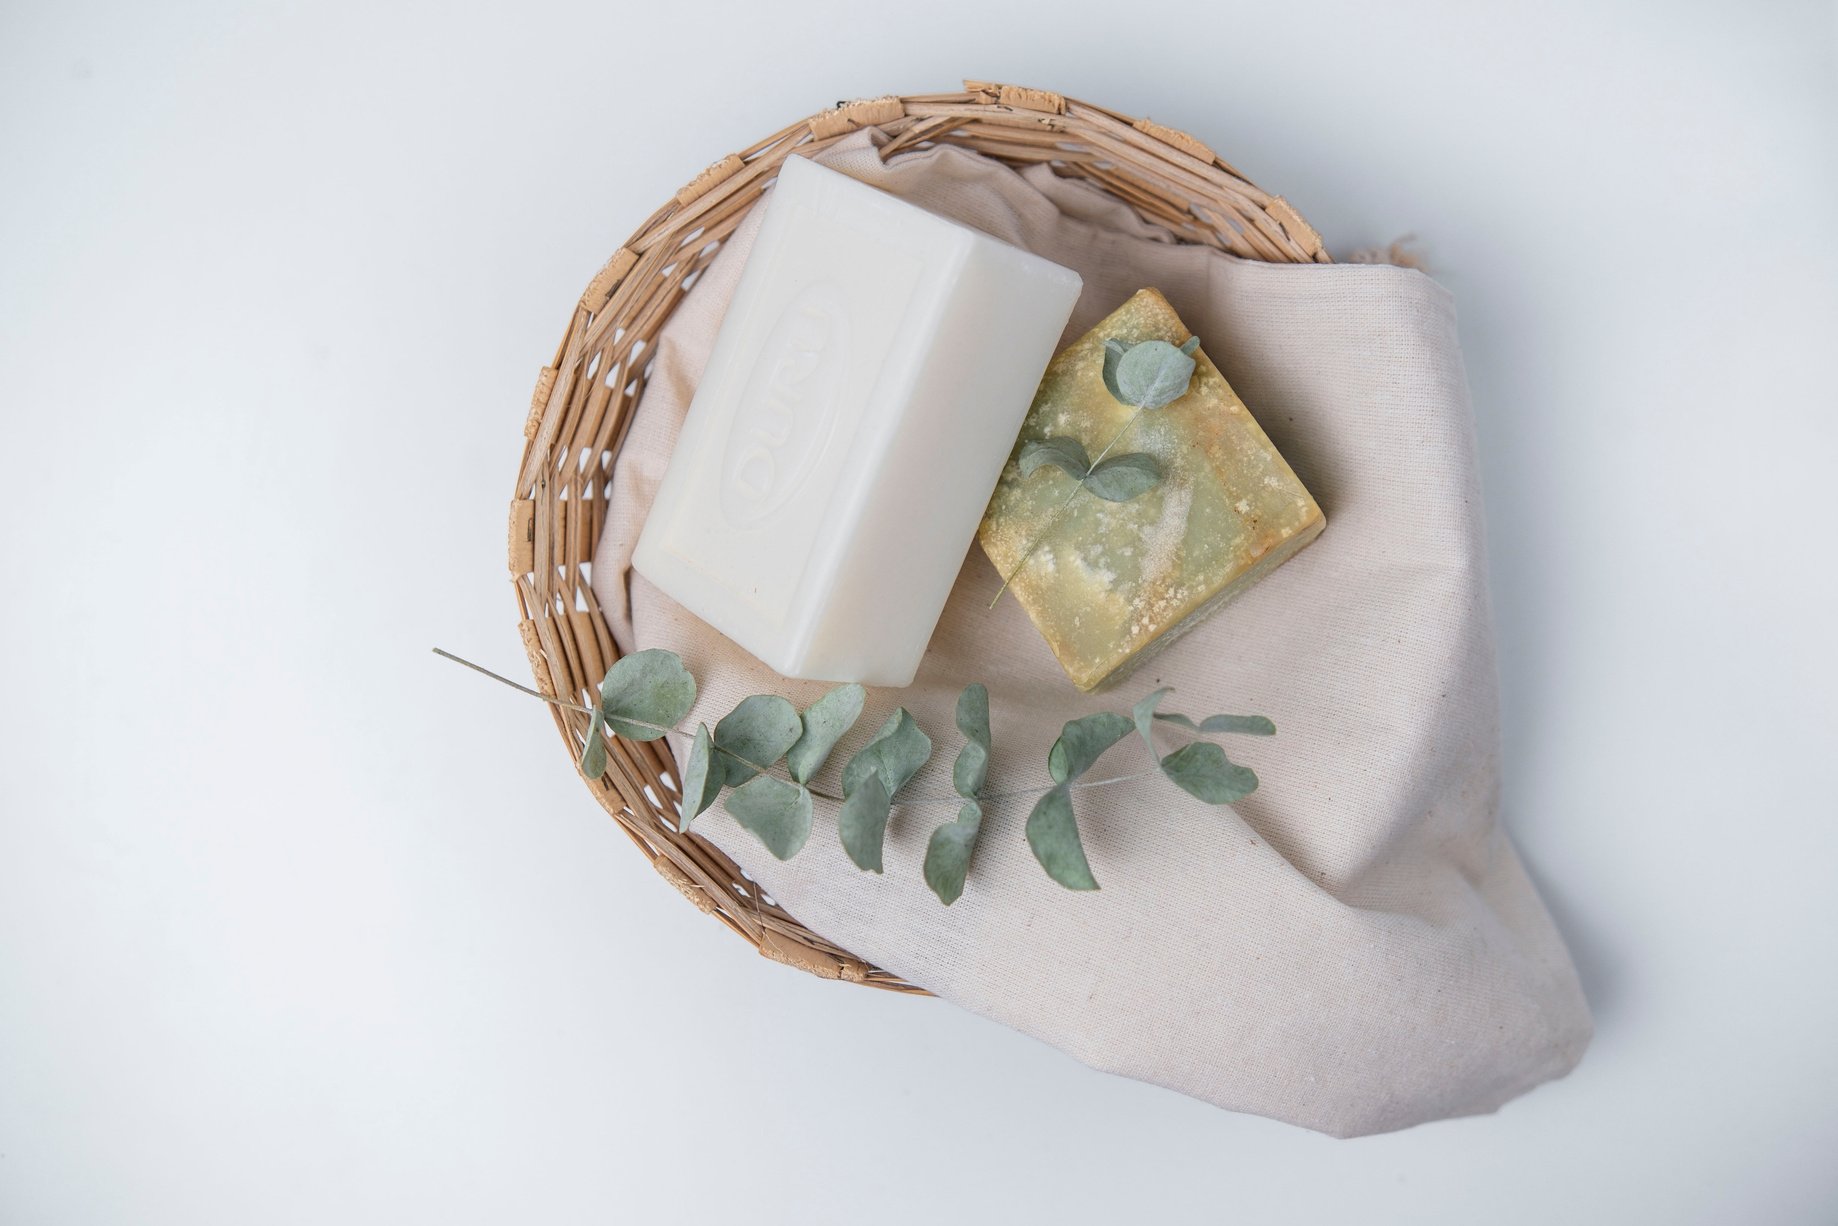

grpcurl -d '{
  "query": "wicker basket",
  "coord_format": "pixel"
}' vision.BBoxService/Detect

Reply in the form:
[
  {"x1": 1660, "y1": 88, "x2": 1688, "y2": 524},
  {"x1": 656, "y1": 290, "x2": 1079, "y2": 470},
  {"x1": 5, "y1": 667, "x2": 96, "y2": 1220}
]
[{"x1": 509, "y1": 81, "x2": 1328, "y2": 993}]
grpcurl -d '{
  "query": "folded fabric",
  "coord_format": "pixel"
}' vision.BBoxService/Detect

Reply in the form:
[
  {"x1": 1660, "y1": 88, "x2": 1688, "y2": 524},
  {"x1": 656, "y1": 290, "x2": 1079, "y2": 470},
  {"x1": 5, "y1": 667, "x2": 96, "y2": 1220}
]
[{"x1": 591, "y1": 129, "x2": 1591, "y2": 1137}]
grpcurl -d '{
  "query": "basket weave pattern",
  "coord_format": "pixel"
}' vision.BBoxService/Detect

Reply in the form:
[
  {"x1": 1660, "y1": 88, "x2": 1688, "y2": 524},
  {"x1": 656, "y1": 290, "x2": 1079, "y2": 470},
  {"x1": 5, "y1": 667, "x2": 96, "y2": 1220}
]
[{"x1": 509, "y1": 82, "x2": 1327, "y2": 992}]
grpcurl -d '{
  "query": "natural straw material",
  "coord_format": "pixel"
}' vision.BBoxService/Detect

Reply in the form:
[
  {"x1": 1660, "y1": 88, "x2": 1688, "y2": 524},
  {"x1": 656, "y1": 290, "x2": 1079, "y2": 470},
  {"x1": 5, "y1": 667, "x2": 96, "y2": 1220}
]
[{"x1": 508, "y1": 83, "x2": 1328, "y2": 992}]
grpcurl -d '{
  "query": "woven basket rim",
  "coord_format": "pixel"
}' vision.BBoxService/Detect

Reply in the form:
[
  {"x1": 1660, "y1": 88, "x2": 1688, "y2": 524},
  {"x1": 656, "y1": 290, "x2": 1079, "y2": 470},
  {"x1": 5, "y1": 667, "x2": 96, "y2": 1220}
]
[{"x1": 509, "y1": 81, "x2": 1327, "y2": 993}]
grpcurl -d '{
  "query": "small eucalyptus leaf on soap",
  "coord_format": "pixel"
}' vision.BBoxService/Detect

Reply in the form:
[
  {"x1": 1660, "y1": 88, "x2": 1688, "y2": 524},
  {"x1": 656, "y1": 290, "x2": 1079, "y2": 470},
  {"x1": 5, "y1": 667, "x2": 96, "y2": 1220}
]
[
  {"x1": 838, "y1": 773, "x2": 892, "y2": 873},
  {"x1": 725, "y1": 775, "x2": 814, "y2": 860},
  {"x1": 1180, "y1": 335, "x2": 1200, "y2": 357},
  {"x1": 1047, "y1": 711, "x2": 1134, "y2": 784},
  {"x1": 677, "y1": 722, "x2": 722, "y2": 830},
  {"x1": 1160, "y1": 741, "x2": 1259, "y2": 804},
  {"x1": 1155, "y1": 711, "x2": 1276, "y2": 737},
  {"x1": 952, "y1": 683, "x2": 991, "y2": 799},
  {"x1": 1019, "y1": 436, "x2": 1093, "y2": 482},
  {"x1": 598, "y1": 649, "x2": 697, "y2": 740},
  {"x1": 713, "y1": 694, "x2": 802, "y2": 785},
  {"x1": 1112, "y1": 337, "x2": 1198, "y2": 410},
  {"x1": 786, "y1": 683, "x2": 865, "y2": 785},
  {"x1": 1084, "y1": 452, "x2": 1162, "y2": 502},
  {"x1": 1101, "y1": 337, "x2": 1128, "y2": 402},
  {"x1": 1026, "y1": 785, "x2": 1098, "y2": 891},
  {"x1": 841, "y1": 708, "x2": 933, "y2": 800},
  {"x1": 581, "y1": 711, "x2": 608, "y2": 780},
  {"x1": 923, "y1": 800, "x2": 984, "y2": 905}
]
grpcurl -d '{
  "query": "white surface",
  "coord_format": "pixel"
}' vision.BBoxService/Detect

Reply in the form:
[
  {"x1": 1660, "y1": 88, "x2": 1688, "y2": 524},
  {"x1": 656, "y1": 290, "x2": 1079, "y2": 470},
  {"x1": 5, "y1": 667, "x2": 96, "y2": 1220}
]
[
  {"x1": 1, "y1": 1, "x2": 1833, "y2": 1222},
  {"x1": 633, "y1": 156, "x2": 1081, "y2": 686}
]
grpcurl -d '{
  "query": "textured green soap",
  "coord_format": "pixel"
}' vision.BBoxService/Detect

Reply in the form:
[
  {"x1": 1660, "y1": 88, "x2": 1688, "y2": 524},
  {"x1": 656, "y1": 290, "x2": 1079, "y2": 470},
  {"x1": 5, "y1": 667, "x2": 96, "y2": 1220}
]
[{"x1": 978, "y1": 289, "x2": 1325, "y2": 691}]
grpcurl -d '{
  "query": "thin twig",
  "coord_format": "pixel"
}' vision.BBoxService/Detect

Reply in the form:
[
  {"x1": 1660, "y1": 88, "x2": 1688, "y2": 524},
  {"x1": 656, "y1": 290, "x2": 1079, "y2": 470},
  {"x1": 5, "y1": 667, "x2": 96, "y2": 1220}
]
[{"x1": 435, "y1": 647, "x2": 1173, "y2": 810}]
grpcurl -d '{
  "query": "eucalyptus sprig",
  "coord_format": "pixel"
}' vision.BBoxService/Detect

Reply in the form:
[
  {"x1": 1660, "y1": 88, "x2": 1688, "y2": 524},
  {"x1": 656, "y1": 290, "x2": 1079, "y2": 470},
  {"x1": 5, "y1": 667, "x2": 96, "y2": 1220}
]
[
  {"x1": 989, "y1": 335, "x2": 1201, "y2": 606},
  {"x1": 435, "y1": 646, "x2": 1274, "y2": 905}
]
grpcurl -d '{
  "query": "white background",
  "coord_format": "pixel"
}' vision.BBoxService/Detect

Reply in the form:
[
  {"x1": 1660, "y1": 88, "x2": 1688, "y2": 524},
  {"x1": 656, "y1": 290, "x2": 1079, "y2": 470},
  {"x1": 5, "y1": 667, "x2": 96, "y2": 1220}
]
[{"x1": 3, "y1": 1, "x2": 1835, "y2": 1222}]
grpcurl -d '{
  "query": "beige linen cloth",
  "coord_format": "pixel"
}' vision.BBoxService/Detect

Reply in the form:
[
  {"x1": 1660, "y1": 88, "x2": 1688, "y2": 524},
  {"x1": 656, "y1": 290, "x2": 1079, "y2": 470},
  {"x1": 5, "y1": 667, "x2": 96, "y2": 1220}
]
[{"x1": 592, "y1": 130, "x2": 1591, "y2": 1137}]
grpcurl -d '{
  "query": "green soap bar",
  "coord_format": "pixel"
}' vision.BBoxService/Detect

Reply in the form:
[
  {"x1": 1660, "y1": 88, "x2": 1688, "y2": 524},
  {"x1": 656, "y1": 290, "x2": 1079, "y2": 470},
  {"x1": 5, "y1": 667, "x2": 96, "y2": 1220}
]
[{"x1": 978, "y1": 288, "x2": 1325, "y2": 691}]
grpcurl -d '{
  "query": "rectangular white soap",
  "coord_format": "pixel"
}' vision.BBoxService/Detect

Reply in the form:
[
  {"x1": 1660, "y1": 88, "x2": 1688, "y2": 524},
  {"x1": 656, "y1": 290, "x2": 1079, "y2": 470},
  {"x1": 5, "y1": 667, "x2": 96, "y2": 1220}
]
[{"x1": 633, "y1": 155, "x2": 1082, "y2": 687}]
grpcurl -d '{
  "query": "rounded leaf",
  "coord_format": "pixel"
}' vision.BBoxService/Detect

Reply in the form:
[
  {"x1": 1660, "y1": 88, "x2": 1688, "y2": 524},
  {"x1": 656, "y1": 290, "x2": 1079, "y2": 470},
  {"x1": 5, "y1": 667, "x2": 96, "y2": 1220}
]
[
  {"x1": 598, "y1": 649, "x2": 696, "y2": 741},
  {"x1": 1019, "y1": 436, "x2": 1092, "y2": 481},
  {"x1": 713, "y1": 694, "x2": 802, "y2": 785},
  {"x1": 952, "y1": 683, "x2": 992, "y2": 799},
  {"x1": 1026, "y1": 785, "x2": 1098, "y2": 890},
  {"x1": 1084, "y1": 452, "x2": 1161, "y2": 502},
  {"x1": 1112, "y1": 338, "x2": 1197, "y2": 410},
  {"x1": 580, "y1": 711, "x2": 608, "y2": 780},
  {"x1": 1160, "y1": 741, "x2": 1259, "y2": 804},
  {"x1": 1047, "y1": 711, "x2": 1133, "y2": 784},
  {"x1": 1131, "y1": 686, "x2": 1174, "y2": 753},
  {"x1": 841, "y1": 708, "x2": 933, "y2": 800},
  {"x1": 923, "y1": 800, "x2": 984, "y2": 906},
  {"x1": 724, "y1": 776, "x2": 814, "y2": 860},
  {"x1": 838, "y1": 773, "x2": 892, "y2": 873},
  {"x1": 785, "y1": 684, "x2": 866, "y2": 785},
  {"x1": 677, "y1": 722, "x2": 722, "y2": 831}
]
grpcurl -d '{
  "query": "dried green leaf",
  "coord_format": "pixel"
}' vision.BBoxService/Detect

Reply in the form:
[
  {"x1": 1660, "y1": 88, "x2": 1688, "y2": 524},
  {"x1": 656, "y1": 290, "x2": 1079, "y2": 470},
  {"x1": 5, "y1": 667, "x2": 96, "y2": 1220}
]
[
  {"x1": 1111, "y1": 337, "x2": 1197, "y2": 410},
  {"x1": 713, "y1": 694, "x2": 802, "y2": 785},
  {"x1": 838, "y1": 773, "x2": 892, "y2": 873},
  {"x1": 1047, "y1": 711, "x2": 1133, "y2": 784},
  {"x1": 1131, "y1": 687, "x2": 1174, "y2": 754},
  {"x1": 1101, "y1": 337, "x2": 1128, "y2": 402},
  {"x1": 1084, "y1": 452, "x2": 1162, "y2": 502},
  {"x1": 724, "y1": 776, "x2": 814, "y2": 860},
  {"x1": 1026, "y1": 785, "x2": 1098, "y2": 890},
  {"x1": 786, "y1": 683, "x2": 865, "y2": 784},
  {"x1": 841, "y1": 708, "x2": 932, "y2": 800},
  {"x1": 598, "y1": 649, "x2": 697, "y2": 740},
  {"x1": 1154, "y1": 711, "x2": 1276, "y2": 737},
  {"x1": 952, "y1": 683, "x2": 991, "y2": 799},
  {"x1": 923, "y1": 800, "x2": 984, "y2": 905},
  {"x1": 1179, "y1": 335, "x2": 1200, "y2": 356},
  {"x1": 581, "y1": 711, "x2": 608, "y2": 779},
  {"x1": 677, "y1": 722, "x2": 722, "y2": 831},
  {"x1": 1160, "y1": 741, "x2": 1259, "y2": 804},
  {"x1": 1019, "y1": 436, "x2": 1093, "y2": 481}
]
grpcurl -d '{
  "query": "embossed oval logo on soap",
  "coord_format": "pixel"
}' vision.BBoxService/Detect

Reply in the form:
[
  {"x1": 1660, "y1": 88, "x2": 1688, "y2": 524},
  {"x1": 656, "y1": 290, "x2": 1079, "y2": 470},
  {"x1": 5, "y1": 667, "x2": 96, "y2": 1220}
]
[{"x1": 721, "y1": 282, "x2": 850, "y2": 528}]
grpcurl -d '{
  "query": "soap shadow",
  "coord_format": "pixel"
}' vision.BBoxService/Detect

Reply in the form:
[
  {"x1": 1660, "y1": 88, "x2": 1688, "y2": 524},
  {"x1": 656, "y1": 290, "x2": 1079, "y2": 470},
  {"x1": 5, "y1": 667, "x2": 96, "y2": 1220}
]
[{"x1": 1517, "y1": 847, "x2": 1623, "y2": 1034}]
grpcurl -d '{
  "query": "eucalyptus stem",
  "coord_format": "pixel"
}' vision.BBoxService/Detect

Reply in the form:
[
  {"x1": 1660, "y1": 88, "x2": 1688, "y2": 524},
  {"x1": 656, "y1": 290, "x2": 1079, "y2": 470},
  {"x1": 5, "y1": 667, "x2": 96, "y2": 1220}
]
[
  {"x1": 434, "y1": 648, "x2": 818, "y2": 796},
  {"x1": 435, "y1": 646, "x2": 1178, "y2": 809},
  {"x1": 988, "y1": 405, "x2": 1146, "y2": 608}
]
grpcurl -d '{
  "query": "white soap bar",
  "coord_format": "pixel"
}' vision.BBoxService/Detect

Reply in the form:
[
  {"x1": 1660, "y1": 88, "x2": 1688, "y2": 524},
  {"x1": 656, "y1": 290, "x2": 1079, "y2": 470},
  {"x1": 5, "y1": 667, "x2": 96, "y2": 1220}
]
[{"x1": 633, "y1": 156, "x2": 1082, "y2": 687}]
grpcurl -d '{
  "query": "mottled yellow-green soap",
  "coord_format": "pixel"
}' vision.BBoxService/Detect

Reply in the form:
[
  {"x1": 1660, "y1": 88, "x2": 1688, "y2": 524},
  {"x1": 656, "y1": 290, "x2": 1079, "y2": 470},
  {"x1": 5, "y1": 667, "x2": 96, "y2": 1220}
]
[{"x1": 978, "y1": 288, "x2": 1325, "y2": 691}]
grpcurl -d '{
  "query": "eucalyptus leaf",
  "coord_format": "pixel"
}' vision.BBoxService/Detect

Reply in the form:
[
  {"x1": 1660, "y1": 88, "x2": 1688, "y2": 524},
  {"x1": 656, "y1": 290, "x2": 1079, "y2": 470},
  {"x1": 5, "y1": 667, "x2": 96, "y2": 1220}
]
[
  {"x1": 1084, "y1": 452, "x2": 1162, "y2": 502},
  {"x1": 923, "y1": 800, "x2": 984, "y2": 905},
  {"x1": 713, "y1": 694, "x2": 802, "y2": 785},
  {"x1": 1019, "y1": 436, "x2": 1092, "y2": 482},
  {"x1": 677, "y1": 722, "x2": 722, "y2": 831},
  {"x1": 580, "y1": 711, "x2": 608, "y2": 780},
  {"x1": 598, "y1": 649, "x2": 696, "y2": 740},
  {"x1": 724, "y1": 775, "x2": 814, "y2": 860},
  {"x1": 1131, "y1": 686, "x2": 1175, "y2": 753},
  {"x1": 1154, "y1": 711, "x2": 1277, "y2": 737},
  {"x1": 952, "y1": 683, "x2": 991, "y2": 799},
  {"x1": 1026, "y1": 785, "x2": 1098, "y2": 890},
  {"x1": 1160, "y1": 741, "x2": 1259, "y2": 804},
  {"x1": 1111, "y1": 338, "x2": 1197, "y2": 410},
  {"x1": 838, "y1": 773, "x2": 892, "y2": 873},
  {"x1": 1047, "y1": 711, "x2": 1133, "y2": 784},
  {"x1": 1179, "y1": 335, "x2": 1200, "y2": 356},
  {"x1": 785, "y1": 683, "x2": 865, "y2": 784},
  {"x1": 841, "y1": 708, "x2": 933, "y2": 800},
  {"x1": 1101, "y1": 337, "x2": 1128, "y2": 402}
]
